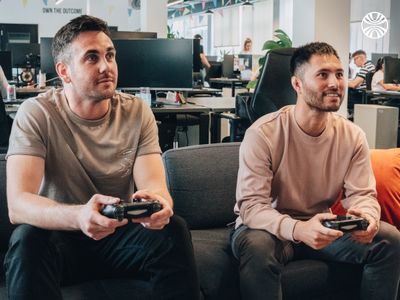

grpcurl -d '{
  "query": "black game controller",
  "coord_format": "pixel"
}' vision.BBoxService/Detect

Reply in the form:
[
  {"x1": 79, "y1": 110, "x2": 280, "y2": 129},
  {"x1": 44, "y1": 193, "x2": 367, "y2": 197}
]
[
  {"x1": 101, "y1": 199, "x2": 162, "y2": 221},
  {"x1": 322, "y1": 215, "x2": 369, "y2": 232}
]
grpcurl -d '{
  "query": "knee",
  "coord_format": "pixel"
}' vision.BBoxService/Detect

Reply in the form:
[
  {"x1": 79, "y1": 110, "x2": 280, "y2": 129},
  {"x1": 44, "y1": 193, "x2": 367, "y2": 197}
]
[
  {"x1": 164, "y1": 215, "x2": 192, "y2": 244},
  {"x1": 235, "y1": 229, "x2": 284, "y2": 269},
  {"x1": 376, "y1": 222, "x2": 400, "y2": 260},
  {"x1": 6, "y1": 224, "x2": 50, "y2": 259}
]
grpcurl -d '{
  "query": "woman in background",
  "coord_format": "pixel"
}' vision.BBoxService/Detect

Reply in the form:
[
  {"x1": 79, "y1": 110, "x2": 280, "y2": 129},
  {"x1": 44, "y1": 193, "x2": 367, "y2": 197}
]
[{"x1": 240, "y1": 38, "x2": 252, "y2": 54}]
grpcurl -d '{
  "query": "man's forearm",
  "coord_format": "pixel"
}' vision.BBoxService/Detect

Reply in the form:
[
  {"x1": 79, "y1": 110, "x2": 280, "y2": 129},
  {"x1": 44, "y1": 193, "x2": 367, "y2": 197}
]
[{"x1": 8, "y1": 192, "x2": 82, "y2": 230}]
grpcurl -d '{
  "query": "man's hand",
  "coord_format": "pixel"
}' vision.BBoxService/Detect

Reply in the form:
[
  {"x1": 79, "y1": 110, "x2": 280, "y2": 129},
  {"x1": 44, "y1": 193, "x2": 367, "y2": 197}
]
[
  {"x1": 347, "y1": 208, "x2": 379, "y2": 244},
  {"x1": 293, "y1": 213, "x2": 343, "y2": 249},
  {"x1": 77, "y1": 194, "x2": 128, "y2": 240},
  {"x1": 130, "y1": 190, "x2": 173, "y2": 230}
]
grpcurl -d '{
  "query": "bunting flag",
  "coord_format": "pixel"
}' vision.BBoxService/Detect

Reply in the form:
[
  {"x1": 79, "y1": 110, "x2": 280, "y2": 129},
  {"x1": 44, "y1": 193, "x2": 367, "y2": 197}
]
[
  {"x1": 21, "y1": 0, "x2": 28, "y2": 8},
  {"x1": 213, "y1": 0, "x2": 217, "y2": 8},
  {"x1": 128, "y1": 8, "x2": 132, "y2": 16},
  {"x1": 199, "y1": 15, "x2": 204, "y2": 24},
  {"x1": 107, "y1": 5, "x2": 115, "y2": 15},
  {"x1": 226, "y1": 0, "x2": 232, "y2": 5},
  {"x1": 42, "y1": 0, "x2": 48, "y2": 5},
  {"x1": 201, "y1": 0, "x2": 206, "y2": 10},
  {"x1": 217, "y1": 9, "x2": 224, "y2": 17},
  {"x1": 221, "y1": 0, "x2": 225, "y2": 6},
  {"x1": 182, "y1": 7, "x2": 190, "y2": 16}
]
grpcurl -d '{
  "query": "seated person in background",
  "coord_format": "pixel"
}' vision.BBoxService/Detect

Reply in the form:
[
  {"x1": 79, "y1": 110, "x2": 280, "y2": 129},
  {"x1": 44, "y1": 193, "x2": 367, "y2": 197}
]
[
  {"x1": 0, "y1": 65, "x2": 9, "y2": 99},
  {"x1": 231, "y1": 41, "x2": 400, "y2": 300},
  {"x1": 5, "y1": 15, "x2": 199, "y2": 300},
  {"x1": 348, "y1": 49, "x2": 375, "y2": 89},
  {"x1": 240, "y1": 38, "x2": 252, "y2": 54},
  {"x1": 371, "y1": 57, "x2": 400, "y2": 92}
]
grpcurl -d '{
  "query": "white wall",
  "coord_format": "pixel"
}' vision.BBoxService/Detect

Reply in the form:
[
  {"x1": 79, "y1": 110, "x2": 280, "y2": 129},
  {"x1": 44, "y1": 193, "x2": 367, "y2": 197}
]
[{"x1": 0, "y1": 0, "x2": 141, "y2": 38}]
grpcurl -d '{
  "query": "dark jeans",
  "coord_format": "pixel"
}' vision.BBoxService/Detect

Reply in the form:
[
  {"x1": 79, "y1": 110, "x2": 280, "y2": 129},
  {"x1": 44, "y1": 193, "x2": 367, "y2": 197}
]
[
  {"x1": 231, "y1": 222, "x2": 400, "y2": 300},
  {"x1": 4, "y1": 215, "x2": 199, "y2": 300}
]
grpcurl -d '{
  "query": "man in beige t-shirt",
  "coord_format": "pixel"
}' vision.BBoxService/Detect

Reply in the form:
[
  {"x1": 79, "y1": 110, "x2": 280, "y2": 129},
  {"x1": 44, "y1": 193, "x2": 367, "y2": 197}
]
[
  {"x1": 231, "y1": 42, "x2": 400, "y2": 300},
  {"x1": 5, "y1": 15, "x2": 199, "y2": 300}
]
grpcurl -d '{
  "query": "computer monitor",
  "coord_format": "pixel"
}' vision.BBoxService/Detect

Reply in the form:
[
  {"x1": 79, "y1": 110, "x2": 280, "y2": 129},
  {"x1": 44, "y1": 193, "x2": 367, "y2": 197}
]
[
  {"x1": 7, "y1": 43, "x2": 40, "y2": 67},
  {"x1": 383, "y1": 56, "x2": 400, "y2": 84},
  {"x1": 238, "y1": 54, "x2": 252, "y2": 71},
  {"x1": 114, "y1": 39, "x2": 193, "y2": 89},
  {"x1": 371, "y1": 53, "x2": 398, "y2": 65},
  {"x1": 110, "y1": 31, "x2": 157, "y2": 40},
  {"x1": 40, "y1": 37, "x2": 57, "y2": 78},
  {"x1": 0, "y1": 51, "x2": 12, "y2": 80},
  {"x1": 222, "y1": 54, "x2": 235, "y2": 78}
]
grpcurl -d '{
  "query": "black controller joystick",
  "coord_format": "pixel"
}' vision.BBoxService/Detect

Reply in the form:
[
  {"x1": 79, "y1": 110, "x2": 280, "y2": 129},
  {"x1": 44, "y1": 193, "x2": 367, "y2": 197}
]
[
  {"x1": 322, "y1": 215, "x2": 369, "y2": 232},
  {"x1": 101, "y1": 199, "x2": 162, "y2": 221}
]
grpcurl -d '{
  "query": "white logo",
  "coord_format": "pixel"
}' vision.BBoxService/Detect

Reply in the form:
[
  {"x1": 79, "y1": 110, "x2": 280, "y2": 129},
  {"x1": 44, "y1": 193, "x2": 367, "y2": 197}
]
[{"x1": 361, "y1": 12, "x2": 388, "y2": 39}]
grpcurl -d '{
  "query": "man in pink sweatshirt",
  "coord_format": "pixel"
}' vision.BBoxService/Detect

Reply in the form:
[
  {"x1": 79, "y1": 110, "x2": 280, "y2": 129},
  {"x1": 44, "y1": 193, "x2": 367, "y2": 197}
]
[{"x1": 231, "y1": 42, "x2": 400, "y2": 300}]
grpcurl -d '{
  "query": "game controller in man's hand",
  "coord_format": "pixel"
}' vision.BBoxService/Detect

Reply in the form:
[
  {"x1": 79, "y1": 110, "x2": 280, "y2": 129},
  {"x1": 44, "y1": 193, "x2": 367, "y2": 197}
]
[
  {"x1": 321, "y1": 215, "x2": 369, "y2": 232},
  {"x1": 101, "y1": 199, "x2": 162, "y2": 221}
]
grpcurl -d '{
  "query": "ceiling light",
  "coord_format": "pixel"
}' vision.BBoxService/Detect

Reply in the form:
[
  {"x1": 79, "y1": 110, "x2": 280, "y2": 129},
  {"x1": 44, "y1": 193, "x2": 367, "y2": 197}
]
[
  {"x1": 242, "y1": 0, "x2": 253, "y2": 6},
  {"x1": 205, "y1": 9, "x2": 214, "y2": 15},
  {"x1": 167, "y1": 0, "x2": 184, "y2": 7},
  {"x1": 55, "y1": 0, "x2": 65, "y2": 4}
]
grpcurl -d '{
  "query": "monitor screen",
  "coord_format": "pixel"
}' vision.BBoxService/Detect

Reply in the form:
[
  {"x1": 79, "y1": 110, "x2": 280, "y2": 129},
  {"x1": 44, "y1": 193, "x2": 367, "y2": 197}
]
[
  {"x1": 0, "y1": 51, "x2": 12, "y2": 80},
  {"x1": 110, "y1": 31, "x2": 157, "y2": 40},
  {"x1": 238, "y1": 54, "x2": 252, "y2": 71},
  {"x1": 40, "y1": 37, "x2": 57, "y2": 78},
  {"x1": 371, "y1": 53, "x2": 398, "y2": 65},
  {"x1": 383, "y1": 56, "x2": 400, "y2": 84},
  {"x1": 114, "y1": 39, "x2": 193, "y2": 89},
  {"x1": 7, "y1": 43, "x2": 40, "y2": 67},
  {"x1": 222, "y1": 54, "x2": 235, "y2": 78}
]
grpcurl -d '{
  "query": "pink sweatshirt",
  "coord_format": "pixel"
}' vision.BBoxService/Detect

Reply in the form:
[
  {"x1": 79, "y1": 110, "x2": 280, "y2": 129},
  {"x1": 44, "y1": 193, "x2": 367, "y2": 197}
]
[{"x1": 234, "y1": 105, "x2": 380, "y2": 241}]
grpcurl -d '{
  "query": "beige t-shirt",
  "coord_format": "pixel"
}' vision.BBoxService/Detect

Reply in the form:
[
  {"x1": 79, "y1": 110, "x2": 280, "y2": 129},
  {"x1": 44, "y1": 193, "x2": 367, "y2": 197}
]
[
  {"x1": 7, "y1": 88, "x2": 161, "y2": 203},
  {"x1": 234, "y1": 105, "x2": 380, "y2": 241}
]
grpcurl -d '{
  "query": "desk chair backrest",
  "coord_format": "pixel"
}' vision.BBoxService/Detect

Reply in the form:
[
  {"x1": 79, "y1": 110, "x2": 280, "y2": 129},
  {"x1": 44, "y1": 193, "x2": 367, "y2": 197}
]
[
  {"x1": 365, "y1": 71, "x2": 375, "y2": 91},
  {"x1": 248, "y1": 47, "x2": 297, "y2": 122}
]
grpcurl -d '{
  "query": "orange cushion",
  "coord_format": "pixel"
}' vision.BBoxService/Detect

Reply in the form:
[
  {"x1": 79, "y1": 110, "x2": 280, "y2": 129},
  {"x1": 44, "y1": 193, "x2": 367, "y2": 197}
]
[{"x1": 332, "y1": 148, "x2": 400, "y2": 230}]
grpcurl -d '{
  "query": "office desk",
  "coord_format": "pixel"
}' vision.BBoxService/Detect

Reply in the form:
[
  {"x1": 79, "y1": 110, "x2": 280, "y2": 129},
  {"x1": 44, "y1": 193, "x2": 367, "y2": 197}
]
[
  {"x1": 152, "y1": 103, "x2": 211, "y2": 146},
  {"x1": 16, "y1": 87, "x2": 49, "y2": 98},
  {"x1": 188, "y1": 97, "x2": 235, "y2": 143},
  {"x1": 209, "y1": 78, "x2": 249, "y2": 97},
  {"x1": 363, "y1": 90, "x2": 400, "y2": 104}
]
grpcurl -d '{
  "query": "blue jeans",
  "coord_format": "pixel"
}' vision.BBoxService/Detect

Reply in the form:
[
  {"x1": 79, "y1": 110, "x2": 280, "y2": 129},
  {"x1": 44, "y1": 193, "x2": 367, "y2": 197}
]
[{"x1": 231, "y1": 222, "x2": 400, "y2": 300}]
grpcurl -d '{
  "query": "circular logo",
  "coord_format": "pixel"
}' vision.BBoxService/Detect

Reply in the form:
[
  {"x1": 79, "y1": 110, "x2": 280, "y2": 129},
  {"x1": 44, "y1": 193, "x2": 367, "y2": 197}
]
[{"x1": 361, "y1": 12, "x2": 388, "y2": 39}]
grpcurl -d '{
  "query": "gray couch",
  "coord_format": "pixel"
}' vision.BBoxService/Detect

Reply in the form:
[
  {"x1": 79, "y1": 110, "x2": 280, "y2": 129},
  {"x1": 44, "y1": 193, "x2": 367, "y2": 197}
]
[{"x1": 0, "y1": 144, "x2": 363, "y2": 299}]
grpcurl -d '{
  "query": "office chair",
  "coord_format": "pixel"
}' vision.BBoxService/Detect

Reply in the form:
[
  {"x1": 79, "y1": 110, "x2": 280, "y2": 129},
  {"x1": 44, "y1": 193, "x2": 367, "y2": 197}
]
[
  {"x1": 0, "y1": 93, "x2": 11, "y2": 152},
  {"x1": 224, "y1": 47, "x2": 297, "y2": 142}
]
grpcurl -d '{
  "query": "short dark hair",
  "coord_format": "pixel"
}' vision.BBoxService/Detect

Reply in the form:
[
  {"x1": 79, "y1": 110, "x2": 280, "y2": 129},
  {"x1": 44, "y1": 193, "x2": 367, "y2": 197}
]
[
  {"x1": 52, "y1": 15, "x2": 110, "y2": 65},
  {"x1": 290, "y1": 42, "x2": 339, "y2": 76},
  {"x1": 194, "y1": 34, "x2": 202, "y2": 40},
  {"x1": 351, "y1": 49, "x2": 366, "y2": 58}
]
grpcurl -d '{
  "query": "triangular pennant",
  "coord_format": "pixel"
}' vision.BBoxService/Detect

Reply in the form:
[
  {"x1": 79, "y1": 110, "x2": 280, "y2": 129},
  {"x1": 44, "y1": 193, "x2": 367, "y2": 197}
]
[
  {"x1": 201, "y1": 0, "x2": 206, "y2": 10},
  {"x1": 218, "y1": 9, "x2": 224, "y2": 16},
  {"x1": 226, "y1": 0, "x2": 232, "y2": 5},
  {"x1": 221, "y1": 0, "x2": 225, "y2": 6},
  {"x1": 213, "y1": 0, "x2": 217, "y2": 7},
  {"x1": 199, "y1": 15, "x2": 204, "y2": 24},
  {"x1": 182, "y1": 7, "x2": 190, "y2": 16}
]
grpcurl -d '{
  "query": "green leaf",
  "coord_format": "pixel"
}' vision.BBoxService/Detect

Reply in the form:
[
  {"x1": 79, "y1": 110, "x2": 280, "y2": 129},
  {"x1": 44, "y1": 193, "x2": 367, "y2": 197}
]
[
  {"x1": 258, "y1": 56, "x2": 265, "y2": 66},
  {"x1": 246, "y1": 80, "x2": 258, "y2": 89},
  {"x1": 262, "y1": 40, "x2": 281, "y2": 51},
  {"x1": 274, "y1": 33, "x2": 292, "y2": 47}
]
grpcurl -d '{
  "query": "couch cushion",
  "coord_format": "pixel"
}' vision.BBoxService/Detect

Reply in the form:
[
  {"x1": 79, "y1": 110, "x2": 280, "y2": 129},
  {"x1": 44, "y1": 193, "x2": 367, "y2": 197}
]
[
  {"x1": 163, "y1": 143, "x2": 240, "y2": 229},
  {"x1": 370, "y1": 148, "x2": 400, "y2": 229}
]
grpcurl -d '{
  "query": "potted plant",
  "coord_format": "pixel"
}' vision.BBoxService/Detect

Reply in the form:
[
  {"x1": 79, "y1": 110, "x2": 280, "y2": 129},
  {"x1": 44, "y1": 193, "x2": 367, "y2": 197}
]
[{"x1": 247, "y1": 29, "x2": 292, "y2": 89}]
